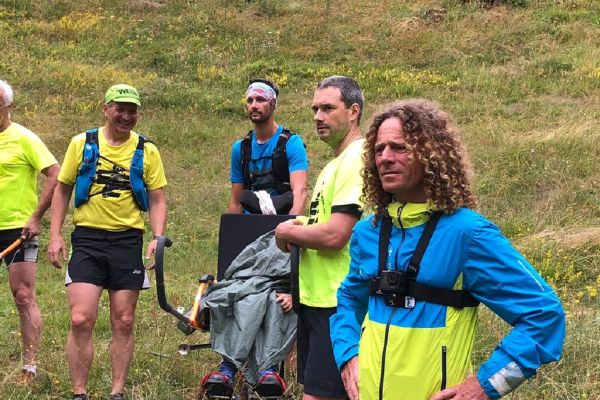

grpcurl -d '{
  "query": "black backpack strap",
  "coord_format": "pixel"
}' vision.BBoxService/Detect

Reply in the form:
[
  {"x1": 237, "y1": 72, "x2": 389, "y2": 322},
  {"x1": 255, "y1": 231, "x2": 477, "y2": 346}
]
[
  {"x1": 411, "y1": 283, "x2": 480, "y2": 308},
  {"x1": 406, "y1": 212, "x2": 442, "y2": 280},
  {"x1": 272, "y1": 127, "x2": 294, "y2": 193},
  {"x1": 240, "y1": 131, "x2": 253, "y2": 190},
  {"x1": 370, "y1": 215, "x2": 393, "y2": 293},
  {"x1": 406, "y1": 212, "x2": 479, "y2": 308}
]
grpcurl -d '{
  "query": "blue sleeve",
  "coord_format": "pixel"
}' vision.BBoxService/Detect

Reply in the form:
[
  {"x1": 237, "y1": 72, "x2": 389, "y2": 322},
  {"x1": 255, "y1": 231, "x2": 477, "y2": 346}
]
[
  {"x1": 330, "y1": 228, "x2": 371, "y2": 371},
  {"x1": 230, "y1": 140, "x2": 244, "y2": 184},
  {"x1": 286, "y1": 134, "x2": 308, "y2": 173},
  {"x1": 463, "y1": 222, "x2": 565, "y2": 399}
]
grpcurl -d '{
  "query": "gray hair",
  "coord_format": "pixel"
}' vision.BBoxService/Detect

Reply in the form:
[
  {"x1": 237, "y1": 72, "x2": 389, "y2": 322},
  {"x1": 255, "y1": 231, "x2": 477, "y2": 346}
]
[
  {"x1": 316, "y1": 75, "x2": 364, "y2": 122},
  {"x1": 0, "y1": 79, "x2": 14, "y2": 106}
]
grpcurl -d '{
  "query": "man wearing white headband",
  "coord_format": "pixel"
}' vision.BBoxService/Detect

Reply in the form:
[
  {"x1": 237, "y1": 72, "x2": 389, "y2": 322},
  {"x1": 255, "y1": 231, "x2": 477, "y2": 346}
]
[
  {"x1": 202, "y1": 79, "x2": 308, "y2": 398},
  {"x1": 228, "y1": 79, "x2": 308, "y2": 215}
]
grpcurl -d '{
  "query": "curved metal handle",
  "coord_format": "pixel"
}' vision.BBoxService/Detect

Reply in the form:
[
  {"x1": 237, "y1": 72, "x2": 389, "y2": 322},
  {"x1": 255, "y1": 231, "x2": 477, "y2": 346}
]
[
  {"x1": 154, "y1": 236, "x2": 189, "y2": 324},
  {"x1": 290, "y1": 243, "x2": 300, "y2": 313}
]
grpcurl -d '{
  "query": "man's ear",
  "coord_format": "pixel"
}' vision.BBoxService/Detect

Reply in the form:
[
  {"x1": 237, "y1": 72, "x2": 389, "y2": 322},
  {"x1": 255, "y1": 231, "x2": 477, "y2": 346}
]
[{"x1": 349, "y1": 103, "x2": 361, "y2": 123}]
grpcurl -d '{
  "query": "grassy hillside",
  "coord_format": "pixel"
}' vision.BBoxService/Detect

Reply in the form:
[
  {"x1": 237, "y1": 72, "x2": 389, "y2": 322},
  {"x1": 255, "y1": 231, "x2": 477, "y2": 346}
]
[{"x1": 0, "y1": 0, "x2": 599, "y2": 398}]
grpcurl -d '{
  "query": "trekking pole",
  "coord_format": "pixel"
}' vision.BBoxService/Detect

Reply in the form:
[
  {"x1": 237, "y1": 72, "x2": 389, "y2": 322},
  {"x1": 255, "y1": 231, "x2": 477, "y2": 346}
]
[
  {"x1": 0, "y1": 233, "x2": 29, "y2": 261},
  {"x1": 189, "y1": 274, "x2": 214, "y2": 330}
]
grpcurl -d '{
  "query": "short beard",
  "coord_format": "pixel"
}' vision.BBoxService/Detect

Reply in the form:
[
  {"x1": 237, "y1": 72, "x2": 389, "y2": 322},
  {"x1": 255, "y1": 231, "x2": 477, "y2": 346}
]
[{"x1": 249, "y1": 112, "x2": 270, "y2": 124}]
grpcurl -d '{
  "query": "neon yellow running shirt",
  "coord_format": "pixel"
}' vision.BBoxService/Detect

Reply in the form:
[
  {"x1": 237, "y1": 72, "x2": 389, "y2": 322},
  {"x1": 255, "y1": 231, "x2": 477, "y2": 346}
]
[
  {"x1": 300, "y1": 138, "x2": 364, "y2": 307},
  {"x1": 0, "y1": 123, "x2": 57, "y2": 230}
]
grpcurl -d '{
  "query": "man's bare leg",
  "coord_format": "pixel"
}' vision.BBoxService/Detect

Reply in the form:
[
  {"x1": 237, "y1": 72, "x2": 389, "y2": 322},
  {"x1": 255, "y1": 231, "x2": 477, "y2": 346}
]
[
  {"x1": 108, "y1": 289, "x2": 139, "y2": 395},
  {"x1": 66, "y1": 282, "x2": 102, "y2": 395},
  {"x1": 8, "y1": 261, "x2": 42, "y2": 367}
]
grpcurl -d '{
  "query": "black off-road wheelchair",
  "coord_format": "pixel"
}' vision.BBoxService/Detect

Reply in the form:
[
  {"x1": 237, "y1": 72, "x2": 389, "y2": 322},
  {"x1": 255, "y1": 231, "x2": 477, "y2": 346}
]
[{"x1": 154, "y1": 207, "x2": 299, "y2": 400}]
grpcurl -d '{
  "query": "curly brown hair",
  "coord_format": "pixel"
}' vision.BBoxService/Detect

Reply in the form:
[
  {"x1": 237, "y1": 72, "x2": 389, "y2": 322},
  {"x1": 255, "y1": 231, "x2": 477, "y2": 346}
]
[{"x1": 362, "y1": 99, "x2": 476, "y2": 218}]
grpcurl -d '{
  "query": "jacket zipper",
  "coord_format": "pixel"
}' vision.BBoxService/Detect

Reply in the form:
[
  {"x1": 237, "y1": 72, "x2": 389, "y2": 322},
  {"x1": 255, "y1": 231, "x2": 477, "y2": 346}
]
[
  {"x1": 378, "y1": 204, "x2": 406, "y2": 399},
  {"x1": 441, "y1": 346, "x2": 447, "y2": 390},
  {"x1": 378, "y1": 307, "x2": 397, "y2": 400},
  {"x1": 393, "y1": 204, "x2": 406, "y2": 270}
]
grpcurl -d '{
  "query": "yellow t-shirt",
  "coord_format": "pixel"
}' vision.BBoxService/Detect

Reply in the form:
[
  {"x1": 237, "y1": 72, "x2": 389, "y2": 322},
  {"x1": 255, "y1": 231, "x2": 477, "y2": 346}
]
[
  {"x1": 0, "y1": 123, "x2": 58, "y2": 230},
  {"x1": 300, "y1": 138, "x2": 364, "y2": 307},
  {"x1": 58, "y1": 127, "x2": 167, "y2": 231}
]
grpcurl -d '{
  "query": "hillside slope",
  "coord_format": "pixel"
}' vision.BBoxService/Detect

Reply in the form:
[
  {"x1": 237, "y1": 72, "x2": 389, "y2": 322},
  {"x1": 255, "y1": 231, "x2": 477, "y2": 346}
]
[{"x1": 0, "y1": 1, "x2": 598, "y2": 398}]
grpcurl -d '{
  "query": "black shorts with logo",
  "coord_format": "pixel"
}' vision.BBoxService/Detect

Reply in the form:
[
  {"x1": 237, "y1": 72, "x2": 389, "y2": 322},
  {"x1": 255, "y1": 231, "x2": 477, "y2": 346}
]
[
  {"x1": 66, "y1": 226, "x2": 149, "y2": 290},
  {"x1": 297, "y1": 305, "x2": 348, "y2": 399},
  {"x1": 0, "y1": 228, "x2": 39, "y2": 266}
]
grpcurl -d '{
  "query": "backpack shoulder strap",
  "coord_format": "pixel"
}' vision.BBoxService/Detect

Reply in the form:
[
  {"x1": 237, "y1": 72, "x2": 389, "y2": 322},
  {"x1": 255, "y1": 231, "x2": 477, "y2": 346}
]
[
  {"x1": 82, "y1": 128, "x2": 99, "y2": 163},
  {"x1": 137, "y1": 133, "x2": 146, "y2": 150},
  {"x1": 84, "y1": 128, "x2": 99, "y2": 145},
  {"x1": 272, "y1": 127, "x2": 293, "y2": 184},
  {"x1": 241, "y1": 131, "x2": 253, "y2": 190}
]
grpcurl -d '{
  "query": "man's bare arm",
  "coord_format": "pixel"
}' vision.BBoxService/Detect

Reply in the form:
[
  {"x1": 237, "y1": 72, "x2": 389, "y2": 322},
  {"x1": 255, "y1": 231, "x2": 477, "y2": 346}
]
[
  {"x1": 275, "y1": 211, "x2": 358, "y2": 251},
  {"x1": 48, "y1": 182, "x2": 73, "y2": 268},
  {"x1": 146, "y1": 187, "x2": 167, "y2": 259},
  {"x1": 228, "y1": 183, "x2": 244, "y2": 213},
  {"x1": 23, "y1": 163, "x2": 60, "y2": 237},
  {"x1": 289, "y1": 170, "x2": 308, "y2": 215}
]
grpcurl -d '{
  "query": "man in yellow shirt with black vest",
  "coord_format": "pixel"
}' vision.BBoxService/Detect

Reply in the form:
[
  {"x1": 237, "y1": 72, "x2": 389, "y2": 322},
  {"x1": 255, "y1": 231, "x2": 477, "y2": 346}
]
[
  {"x1": 49, "y1": 84, "x2": 167, "y2": 400},
  {"x1": 0, "y1": 79, "x2": 59, "y2": 384},
  {"x1": 275, "y1": 76, "x2": 365, "y2": 400}
]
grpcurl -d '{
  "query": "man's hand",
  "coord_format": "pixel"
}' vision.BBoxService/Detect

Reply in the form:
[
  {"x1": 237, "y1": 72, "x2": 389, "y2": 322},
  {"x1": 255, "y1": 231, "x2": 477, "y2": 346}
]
[
  {"x1": 22, "y1": 216, "x2": 42, "y2": 238},
  {"x1": 274, "y1": 219, "x2": 303, "y2": 252},
  {"x1": 276, "y1": 293, "x2": 293, "y2": 313},
  {"x1": 341, "y1": 356, "x2": 359, "y2": 400},
  {"x1": 48, "y1": 235, "x2": 67, "y2": 269},
  {"x1": 429, "y1": 375, "x2": 490, "y2": 400},
  {"x1": 145, "y1": 238, "x2": 158, "y2": 268}
]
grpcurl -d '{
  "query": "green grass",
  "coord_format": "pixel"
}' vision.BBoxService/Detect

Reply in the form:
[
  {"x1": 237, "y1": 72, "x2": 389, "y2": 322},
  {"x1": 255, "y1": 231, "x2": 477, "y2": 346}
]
[{"x1": 1, "y1": 0, "x2": 599, "y2": 398}]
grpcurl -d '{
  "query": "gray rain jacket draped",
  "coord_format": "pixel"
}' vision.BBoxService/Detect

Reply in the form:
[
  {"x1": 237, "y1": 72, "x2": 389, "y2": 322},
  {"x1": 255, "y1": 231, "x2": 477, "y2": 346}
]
[{"x1": 202, "y1": 231, "x2": 297, "y2": 384}]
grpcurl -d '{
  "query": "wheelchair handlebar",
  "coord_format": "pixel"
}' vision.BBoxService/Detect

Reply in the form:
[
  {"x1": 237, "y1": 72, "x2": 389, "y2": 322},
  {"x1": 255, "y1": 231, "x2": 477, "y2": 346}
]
[
  {"x1": 154, "y1": 235, "x2": 191, "y2": 325},
  {"x1": 290, "y1": 243, "x2": 300, "y2": 313}
]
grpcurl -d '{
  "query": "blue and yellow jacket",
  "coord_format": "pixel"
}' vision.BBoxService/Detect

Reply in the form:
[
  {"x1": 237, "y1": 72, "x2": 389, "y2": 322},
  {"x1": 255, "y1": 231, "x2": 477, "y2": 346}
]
[{"x1": 330, "y1": 203, "x2": 565, "y2": 399}]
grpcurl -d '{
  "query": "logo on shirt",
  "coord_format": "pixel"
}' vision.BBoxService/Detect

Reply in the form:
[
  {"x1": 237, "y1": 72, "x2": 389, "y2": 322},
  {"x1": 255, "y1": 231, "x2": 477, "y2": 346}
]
[
  {"x1": 307, "y1": 191, "x2": 321, "y2": 225},
  {"x1": 91, "y1": 157, "x2": 132, "y2": 200}
]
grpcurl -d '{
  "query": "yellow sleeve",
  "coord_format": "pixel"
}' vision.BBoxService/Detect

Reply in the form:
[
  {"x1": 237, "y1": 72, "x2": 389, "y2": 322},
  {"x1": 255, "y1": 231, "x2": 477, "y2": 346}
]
[
  {"x1": 58, "y1": 135, "x2": 84, "y2": 186},
  {"x1": 22, "y1": 132, "x2": 58, "y2": 172},
  {"x1": 144, "y1": 142, "x2": 167, "y2": 190},
  {"x1": 332, "y1": 145, "x2": 364, "y2": 208}
]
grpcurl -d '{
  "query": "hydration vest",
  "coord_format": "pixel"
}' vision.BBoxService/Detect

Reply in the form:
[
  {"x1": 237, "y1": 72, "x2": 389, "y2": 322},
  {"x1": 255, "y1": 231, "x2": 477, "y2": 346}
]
[
  {"x1": 240, "y1": 128, "x2": 297, "y2": 195},
  {"x1": 74, "y1": 128, "x2": 149, "y2": 211}
]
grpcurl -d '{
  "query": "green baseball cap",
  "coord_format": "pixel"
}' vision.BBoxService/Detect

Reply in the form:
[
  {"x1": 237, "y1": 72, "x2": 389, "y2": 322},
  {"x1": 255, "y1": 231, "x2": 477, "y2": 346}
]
[{"x1": 104, "y1": 84, "x2": 141, "y2": 107}]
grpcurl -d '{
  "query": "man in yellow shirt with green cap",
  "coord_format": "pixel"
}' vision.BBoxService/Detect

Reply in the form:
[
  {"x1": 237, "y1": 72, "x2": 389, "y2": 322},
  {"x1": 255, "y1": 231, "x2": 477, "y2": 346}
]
[{"x1": 49, "y1": 84, "x2": 168, "y2": 400}]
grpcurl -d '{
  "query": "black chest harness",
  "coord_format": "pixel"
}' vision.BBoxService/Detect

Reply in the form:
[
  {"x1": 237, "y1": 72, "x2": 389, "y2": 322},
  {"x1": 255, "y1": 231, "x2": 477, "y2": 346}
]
[
  {"x1": 240, "y1": 128, "x2": 296, "y2": 194},
  {"x1": 369, "y1": 212, "x2": 479, "y2": 309}
]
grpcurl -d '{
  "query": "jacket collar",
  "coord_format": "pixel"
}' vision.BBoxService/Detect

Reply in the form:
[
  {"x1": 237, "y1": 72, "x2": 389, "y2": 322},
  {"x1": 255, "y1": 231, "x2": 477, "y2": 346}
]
[{"x1": 386, "y1": 202, "x2": 433, "y2": 228}]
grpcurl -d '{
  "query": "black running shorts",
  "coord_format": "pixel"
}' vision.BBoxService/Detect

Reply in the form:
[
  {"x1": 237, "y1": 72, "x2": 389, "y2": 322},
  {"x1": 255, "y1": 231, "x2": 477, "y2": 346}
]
[
  {"x1": 66, "y1": 226, "x2": 149, "y2": 290},
  {"x1": 297, "y1": 305, "x2": 348, "y2": 399},
  {"x1": 0, "y1": 228, "x2": 39, "y2": 266}
]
